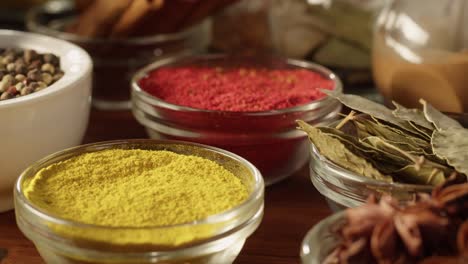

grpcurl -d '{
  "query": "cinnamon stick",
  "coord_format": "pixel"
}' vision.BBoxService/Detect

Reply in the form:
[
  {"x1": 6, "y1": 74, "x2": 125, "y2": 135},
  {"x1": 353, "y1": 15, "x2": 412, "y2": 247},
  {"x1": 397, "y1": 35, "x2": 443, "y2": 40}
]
[
  {"x1": 129, "y1": 0, "x2": 200, "y2": 35},
  {"x1": 110, "y1": 0, "x2": 165, "y2": 37},
  {"x1": 73, "y1": 0, "x2": 133, "y2": 37}
]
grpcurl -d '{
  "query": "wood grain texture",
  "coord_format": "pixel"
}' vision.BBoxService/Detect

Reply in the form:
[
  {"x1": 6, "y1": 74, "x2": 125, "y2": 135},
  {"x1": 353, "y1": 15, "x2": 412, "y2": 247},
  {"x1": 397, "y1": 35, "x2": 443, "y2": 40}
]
[{"x1": 0, "y1": 109, "x2": 332, "y2": 264}]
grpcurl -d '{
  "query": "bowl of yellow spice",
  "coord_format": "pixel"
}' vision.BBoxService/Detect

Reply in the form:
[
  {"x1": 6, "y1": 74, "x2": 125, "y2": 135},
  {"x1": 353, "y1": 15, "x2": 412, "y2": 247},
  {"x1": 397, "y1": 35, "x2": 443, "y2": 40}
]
[{"x1": 14, "y1": 139, "x2": 264, "y2": 264}]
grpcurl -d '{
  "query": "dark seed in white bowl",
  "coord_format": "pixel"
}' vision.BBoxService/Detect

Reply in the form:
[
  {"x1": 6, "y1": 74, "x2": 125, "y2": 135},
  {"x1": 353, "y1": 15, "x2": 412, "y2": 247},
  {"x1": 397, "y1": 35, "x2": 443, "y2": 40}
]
[{"x1": 0, "y1": 48, "x2": 64, "y2": 101}]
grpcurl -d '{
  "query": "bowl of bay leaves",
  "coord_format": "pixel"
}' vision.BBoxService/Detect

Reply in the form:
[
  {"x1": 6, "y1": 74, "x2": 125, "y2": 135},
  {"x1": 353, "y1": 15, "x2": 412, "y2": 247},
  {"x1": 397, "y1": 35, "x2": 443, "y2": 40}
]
[{"x1": 298, "y1": 91, "x2": 468, "y2": 211}]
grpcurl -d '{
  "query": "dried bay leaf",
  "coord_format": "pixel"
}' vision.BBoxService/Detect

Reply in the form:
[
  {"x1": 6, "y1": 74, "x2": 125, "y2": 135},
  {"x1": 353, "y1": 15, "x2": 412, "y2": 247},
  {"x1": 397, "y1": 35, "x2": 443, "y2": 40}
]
[
  {"x1": 373, "y1": 138, "x2": 445, "y2": 166},
  {"x1": 362, "y1": 137, "x2": 452, "y2": 185},
  {"x1": 337, "y1": 114, "x2": 359, "y2": 137},
  {"x1": 319, "y1": 126, "x2": 376, "y2": 154},
  {"x1": 330, "y1": 115, "x2": 447, "y2": 179},
  {"x1": 391, "y1": 101, "x2": 433, "y2": 140},
  {"x1": 432, "y1": 129, "x2": 468, "y2": 177},
  {"x1": 386, "y1": 141, "x2": 427, "y2": 157},
  {"x1": 315, "y1": 127, "x2": 417, "y2": 180},
  {"x1": 347, "y1": 135, "x2": 408, "y2": 165},
  {"x1": 298, "y1": 120, "x2": 392, "y2": 182},
  {"x1": 362, "y1": 137, "x2": 450, "y2": 171},
  {"x1": 352, "y1": 118, "x2": 430, "y2": 152},
  {"x1": 325, "y1": 91, "x2": 431, "y2": 141},
  {"x1": 358, "y1": 125, "x2": 444, "y2": 164},
  {"x1": 323, "y1": 90, "x2": 414, "y2": 132},
  {"x1": 408, "y1": 121, "x2": 433, "y2": 141},
  {"x1": 392, "y1": 101, "x2": 434, "y2": 130},
  {"x1": 420, "y1": 99, "x2": 463, "y2": 131},
  {"x1": 319, "y1": 127, "x2": 407, "y2": 174},
  {"x1": 395, "y1": 164, "x2": 447, "y2": 186},
  {"x1": 369, "y1": 116, "x2": 431, "y2": 143},
  {"x1": 406, "y1": 151, "x2": 447, "y2": 165},
  {"x1": 361, "y1": 136, "x2": 413, "y2": 163},
  {"x1": 298, "y1": 92, "x2": 468, "y2": 186}
]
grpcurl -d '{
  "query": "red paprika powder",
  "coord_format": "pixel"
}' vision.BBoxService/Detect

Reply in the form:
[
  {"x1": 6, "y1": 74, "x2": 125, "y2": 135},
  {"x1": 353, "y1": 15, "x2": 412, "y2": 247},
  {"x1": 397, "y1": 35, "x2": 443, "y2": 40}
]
[
  {"x1": 139, "y1": 67, "x2": 334, "y2": 112},
  {"x1": 133, "y1": 57, "x2": 341, "y2": 185}
]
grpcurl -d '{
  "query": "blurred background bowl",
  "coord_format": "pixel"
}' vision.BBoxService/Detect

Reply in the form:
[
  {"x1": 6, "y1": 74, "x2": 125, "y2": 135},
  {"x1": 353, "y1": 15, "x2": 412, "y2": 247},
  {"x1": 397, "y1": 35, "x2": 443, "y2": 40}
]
[
  {"x1": 0, "y1": 29, "x2": 92, "y2": 212},
  {"x1": 26, "y1": 0, "x2": 210, "y2": 110},
  {"x1": 372, "y1": 0, "x2": 468, "y2": 113},
  {"x1": 131, "y1": 54, "x2": 342, "y2": 185}
]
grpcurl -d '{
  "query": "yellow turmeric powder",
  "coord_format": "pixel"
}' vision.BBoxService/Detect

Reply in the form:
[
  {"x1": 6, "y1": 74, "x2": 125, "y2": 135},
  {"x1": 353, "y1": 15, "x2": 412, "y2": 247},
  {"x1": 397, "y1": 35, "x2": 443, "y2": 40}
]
[{"x1": 24, "y1": 149, "x2": 249, "y2": 246}]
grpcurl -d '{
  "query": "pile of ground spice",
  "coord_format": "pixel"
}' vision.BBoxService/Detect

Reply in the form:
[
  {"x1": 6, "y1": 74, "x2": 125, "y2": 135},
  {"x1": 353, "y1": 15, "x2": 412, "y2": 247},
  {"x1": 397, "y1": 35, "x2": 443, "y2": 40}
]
[
  {"x1": 139, "y1": 67, "x2": 335, "y2": 112},
  {"x1": 25, "y1": 149, "x2": 248, "y2": 227},
  {"x1": 23, "y1": 149, "x2": 250, "y2": 246}
]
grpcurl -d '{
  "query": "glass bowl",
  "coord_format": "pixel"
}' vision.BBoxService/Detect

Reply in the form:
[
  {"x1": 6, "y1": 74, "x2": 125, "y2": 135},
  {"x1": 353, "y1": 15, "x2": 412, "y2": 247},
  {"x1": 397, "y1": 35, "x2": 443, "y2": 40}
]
[
  {"x1": 131, "y1": 54, "x2": 342, "y2": 185},
  {"x1": 309, "y1": 113, "x2": 468, "y2": 212},
  {"x1": 15, "y1": 139, "x2": 264, "y2": 264},
  {"x1": 26, "y1": 0, "x2": 210, "y2": 110},
  {"x1": 372, "y1": 0, "x2": 468, "y2": 113},
  {"x1": 309, "y1": 140, "x2": 433, "y2": 212},
  {"x1": 300, "y1": 211, "x2": 344, "y2": 264}
]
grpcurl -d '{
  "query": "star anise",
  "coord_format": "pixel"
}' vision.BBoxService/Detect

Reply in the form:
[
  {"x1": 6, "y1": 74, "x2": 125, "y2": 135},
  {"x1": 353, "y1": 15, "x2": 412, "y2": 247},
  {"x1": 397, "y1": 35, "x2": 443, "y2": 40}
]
[{"x1": 323, "y1": 182, "x2": 468, "y2": 264}]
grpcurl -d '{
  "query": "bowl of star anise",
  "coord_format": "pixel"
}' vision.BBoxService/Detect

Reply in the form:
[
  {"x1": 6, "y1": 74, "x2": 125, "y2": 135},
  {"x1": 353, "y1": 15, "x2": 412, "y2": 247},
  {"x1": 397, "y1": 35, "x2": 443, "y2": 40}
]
[{"x1": 301, "y1": 176, "x2": 468, "y2": 264}]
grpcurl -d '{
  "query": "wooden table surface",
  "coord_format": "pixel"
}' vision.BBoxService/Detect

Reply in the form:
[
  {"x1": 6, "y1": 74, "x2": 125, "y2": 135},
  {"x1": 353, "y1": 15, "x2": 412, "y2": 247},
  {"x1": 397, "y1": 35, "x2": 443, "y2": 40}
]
[{"x1": 0, "y1": 109, "x2": 332, "y2": 264}]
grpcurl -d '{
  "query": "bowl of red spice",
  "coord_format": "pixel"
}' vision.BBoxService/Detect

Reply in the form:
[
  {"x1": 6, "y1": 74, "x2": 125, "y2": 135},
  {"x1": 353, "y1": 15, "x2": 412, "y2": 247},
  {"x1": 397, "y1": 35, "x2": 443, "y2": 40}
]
[{"x1": 131, "y1": 54, "x2": 342, "y2": 185}]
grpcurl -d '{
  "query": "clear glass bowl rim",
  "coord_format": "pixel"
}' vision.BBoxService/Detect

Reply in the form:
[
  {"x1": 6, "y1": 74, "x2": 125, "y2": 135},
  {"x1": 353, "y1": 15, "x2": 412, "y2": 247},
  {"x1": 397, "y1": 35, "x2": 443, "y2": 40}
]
[
  {"x1": 131, "y1": 53, "x2": 343, "y2": 116},
  {"x1": 25, "y1": 0, "x2": 209, "y2": 45},
  {"x1": 14, "y1": 139, "x2": 265, "y2": 232},
  {"x1": 300, "y1": 211, "x2": 344, "y2": 263},
  {"x1": 310, "y1": 135, "x2": 433, "y2": 192}
]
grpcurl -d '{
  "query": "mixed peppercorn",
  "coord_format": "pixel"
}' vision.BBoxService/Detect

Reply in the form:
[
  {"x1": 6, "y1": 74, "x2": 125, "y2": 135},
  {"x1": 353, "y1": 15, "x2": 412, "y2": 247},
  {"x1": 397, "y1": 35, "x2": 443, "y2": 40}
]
[{"x1": 0, "y1": 48, "x2": 64, "y2": 101}]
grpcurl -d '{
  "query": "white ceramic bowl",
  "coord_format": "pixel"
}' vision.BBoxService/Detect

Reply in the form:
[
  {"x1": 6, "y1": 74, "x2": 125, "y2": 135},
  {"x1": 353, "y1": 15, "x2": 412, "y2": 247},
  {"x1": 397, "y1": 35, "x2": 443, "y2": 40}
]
[{"x1": 0, "y1": 30, "x2": 92, "y2": 212}]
